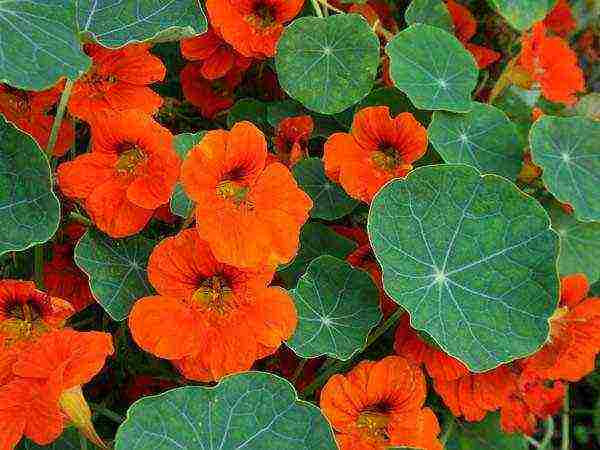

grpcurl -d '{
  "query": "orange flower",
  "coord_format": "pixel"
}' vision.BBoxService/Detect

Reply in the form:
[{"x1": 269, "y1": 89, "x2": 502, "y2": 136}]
[
  {"x1": 57, "y1": 110, "x2": 180, "y2": 238},
  {"x1": 446, "y1": 0, "x2": 501, "y2": 69},
  {"x1": 69, "y1": 43, "x2": 165, "y2": 121},
  {"x1": 520, "y1": 23, "x2": 585, "y2": 106},
  {"x1": 394, "y1": 315, "x2": 468, "y2": 382},
  {"x1": 181, "y1": 27, "x2": 252, "y2": 80},
  {"x1": 520, "y1": 274, "x2": 600, "y2": 382},
  {"x1": 128, "y1": 229, "x2": 297, "y2": 382},
  {"x1": 274, "y1": 115, "x2": 314, "y2": 166},
  {"x1": 543, "y1": 0, "x2": 576, "y2": 37},
  {"x1": 320, "y1": 356, "x2": 442, "y2": 450},
  {"x1": 180, "y1": 62, "x2": 243, "y2": 119},
  {"x1": 323, "y1": 106, "x2": 427, "y2": 203},
  {"x1": 181, "y1": 121, "x2": 312, "y2": 268},
  {"x1": 0, "y1": 83, "x2": 74, "y2": 156},
  {"x1": 206, "y1": 0, "x2": 304, "y2": 58}
]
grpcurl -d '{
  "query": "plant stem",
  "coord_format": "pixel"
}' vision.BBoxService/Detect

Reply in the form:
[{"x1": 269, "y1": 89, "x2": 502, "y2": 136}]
[
  {"x1": 34, "y1": 245, "x2": 44, "y2": 289},
  {"x1": 291, "y1": 359, "x2": 308, "y2": 385},
  {"x1": 310, "y1": 0, "x2": 324, "y2": 17},
  {"x1": 440, "y1": 417, "x2": 455, "y2": 445},
  {"x1": 562, "y1": 388, "x2": 570, "y2": 450},
  {"x1": 69, "y1": 211, "x2": 93, "y2": 227},
  {"x1": 46, "y1": 79, "x2": 75, "y2": 156},
  {"x1": 539, "y1": 417, "x2": 555, "y2": 449},
  {"x1": 91, "y1": 403, "x2": 125, "y2": 424},
  {"x1": 79, "y1": 432, "x2": 88, "y2": 450},
  {"x1": 317, "y1": 0, "x2": 343, "y2": 13}
]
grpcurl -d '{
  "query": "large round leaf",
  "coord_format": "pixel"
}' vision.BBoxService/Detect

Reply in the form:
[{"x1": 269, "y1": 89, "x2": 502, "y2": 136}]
[
  {"x1": 0, "y1": 117, "x2": 60, "y2": 256},
  {"x1": 292, "y1": 158, "x2": 359, "y2": 220},
  {"x1": 368, "y1": 164, "x2": 559, "y2": 372},
  {"x1": 17, "y1": 428, "x2": 87, "y2": 449},
  {"x1": 275, "y1": 14, "x2": 380, "y2": 115},
  {"x1": 428, "y1": 102, "x2": 523, "y2": 179},
  {"x1": 170, "y1": 132, "x2": 204, "y2": 218},
  {"x1": 446, "y1": 413, "x2": 528, "y2": 450},
  {"x1": 385, "y1": 24, "x2": 478, "y2": 113},
  {"x1": 405, "y1": 0, "x2": 454, "y2": 32},
  {"x1": 489, "y1": 0, "x2": 557, "y2": 31},
  {"x1": 114, "y1": 371, "x2": 337, "y2": 450},
  {"x1": 287, "y1": 255, "x2": 381, "y2": 360},
  {"x1": 530, "y1": 116, "x2": 600, "y2": 222},
  {"x1": 74, "y1": 229, "x2": 155, "y2": 321}
]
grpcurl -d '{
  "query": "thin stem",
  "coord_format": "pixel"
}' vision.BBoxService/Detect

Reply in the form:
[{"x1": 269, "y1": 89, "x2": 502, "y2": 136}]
[
  {"x1": 79, "y1": 432, "x2": 88, "y2": 450},
  {"x1": 525, "y1": 435, "x2": 541, "y2": 448},
  {"x1": 372, "y1": 20, "x2": 395, "y2": 42},
  {"x1": 290, "y1": 359, "x2": 308, "y2": 385},
  {"x1": 317, "y1": 0, "x2": 343, "y2": 13},
  {"x1": 562, "y1": 388, "x2": 570, "y2": 450},
  {"x1": 91, "y1": 403, "x2": 125, "y2": 424},
  {"x1": 34, "y1": 246, "x2": 44, "y2": 289},
  {"x1": 46, "y1": 79, "x2": 75, "y2": 156},
  {"x1": 539, "y1": 417, "x2": 555, "y2": 449},
  {"x1": 440, "y1": 417, "x2": 455, "y2": 445},
  {"x1": 70, "y1": 211, "x2": 93, "y2": 227},
  {"x1": 310, "y1": 0, "x2": 324, "y2": 17}
]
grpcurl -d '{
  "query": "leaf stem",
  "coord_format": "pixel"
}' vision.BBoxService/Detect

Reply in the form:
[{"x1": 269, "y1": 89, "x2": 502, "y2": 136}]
[
  {"x1": 539, "y1": 417, "x2": 555, "y2": 449},
  {"x1": 79, "y1": 432, "x2": 88, "y2": 450},
  {"x1": 290, "y1": 359, "x2": 308, "y2": 385},
  {"x1": 46, "y1": 78, "x2": 74, "y2": 156},
  {"x1": 310, "y1": 0, "x2": 324, "y2": 17},
  {"x1": 440, "y1": 417, "x2": 455, "y2": 445},
  {"x1": 317, "y1": 0, "x2": 343, "y2": 14},
  {"x1": 34, "y1": 245, "x2": 44, "y2": 289},
  {"x1": 70, "y1": 211, "x2": 93, "y2": 227},
  {"x1": 562, "y1": 387, "x2": 570, "y2": 450},
  {"x1": 90, "y1": 403, "x2": 125, "y2": 424}
]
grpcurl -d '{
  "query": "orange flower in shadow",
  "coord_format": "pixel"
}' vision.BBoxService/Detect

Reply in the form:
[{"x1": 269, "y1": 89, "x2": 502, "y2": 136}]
[
  {"x1": 181, "y1": 121, "x2": 312, "y2": 268},
  {"x1": 274, "y1": 115, "x2": 314, "y2": 167},
  {"x1": 543, "y1": 0, "x2": 576, "y2": 37}
]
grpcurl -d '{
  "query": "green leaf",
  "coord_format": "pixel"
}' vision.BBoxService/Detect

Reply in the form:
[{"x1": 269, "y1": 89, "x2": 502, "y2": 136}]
[
  {"x1": 287, "y1": 255, "x2": 381, "y2": 360},
  {"x1": 446, "y1": 414, "x2": 528, "y2": 450},
  {"x1": 170, "y1": 132, "x2": 204, "y2": 218},
  {"x1": 74, "y1": 228, "x2": 155, "y2": 321},
  {"x1": 227, "y1": 98, "x2": 269, "y2": 131},
  {"x1": 386, "y1": 24, "x2": 478, "y2": 113},
  {"x1": 489, "y1": 0, "x2": 557, "y2": 31},
  {"x1": 292, "y1": 158, "x2": 359, "y2": 220},
  {"x1": 276, "y1": 14, "x2": 380, "y2": 115},
  {"x1": 0, "y1": 117, "x2": 60, "y2": 257},
  {"x1": 114, "y1": 371, "x2": 338, "y2": 450},
  {"x1": 573, "y1": 93, "x2": 600, "y2": 120},
  {"x1": 368, "y1": 164, "x2": 559, "y2": 372},
  {"x1": 405, "y1": 0, "x2": 454, "y2": 32},
  {"x1": 530, "y1": 116, "x2": 600, "y2": 222},
  {"x1": 428, "y1": 102, "x2": 523, "y2": 179},
  {"x1": 78, "y1": 0, "x2": 207, "y2": 47},
  {"x1": 549, "y1": 204, "x2": 600, "y2": 284},
  {"x1": 0, "y1": 1, "x2": 90, "y2": 91},
  {"x1": 277, "y1": 222, "x2": 357, "y2": 287},
  {"x1": 17, "y1": 427, "x2": 87, "y2": 449}
]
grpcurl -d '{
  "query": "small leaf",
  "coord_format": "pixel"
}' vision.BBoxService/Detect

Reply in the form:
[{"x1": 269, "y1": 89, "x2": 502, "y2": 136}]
[
  {"x1": 405, "y1": 0, "x2": 454, "y2": 32},
  {"x1": 489, "y1": 0, "x2": 557, "y2": 31},
  {"x1": 114, "y1": 372, "x2": 338, "y2": 450},
  {"x1": 276, "y1": 14, "x2": 380, "y2": 115},
  {"x1": 292, "y1": 158, "x2": 359, "y2": 220},
  {"x1": 277, "y1": 222, "x2": 357, "y2": 287},
  {"x1": 170, "y1": 132, "x2": 204, "y2": 218},
  {"x1": 428, "y1": 102, "x2": 523, "y2": 179},
  {"x1": 78, "y1": 0, "x2": 208, "y2": 47},
  {"x1": 549, "y1": 204, "x2": 600, "y2": 284},
  {"x1": 446, "y1": 414, "x2": 528, "y2": 449},
  {"x1": 386, "y1": 24, "x2": 478, "y2": 113},
  {"x1": 0, "y1": 117, "x2": 60, "y2": 257},
  {"x1": 287, "y1": 255, "x2": 381, "y2": 360},
  {"x1": 74, "y1": 228, "x2": 155, "y2": 321},
  {"x1": 530, "y1": 115, "x2": 600, "y2": 222},
  {"x1": 368, "y1": 164, "x2": 559, "y2": 372},
  {"x1": 17, "y1": 428, "x2": 87, "y2": 449},
  {"x1": 0, "y1": 1, "x2": 90, "y2": 91},
  {"x1": 227, "y1": 98, "x2": 269, "y2": 131}
]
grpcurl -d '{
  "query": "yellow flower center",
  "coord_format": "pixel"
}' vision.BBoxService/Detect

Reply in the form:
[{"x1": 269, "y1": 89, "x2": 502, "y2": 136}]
[
  {"x1": 248, "y1": 2, "x2": 276, "y2": 27},
  {"x1": 0, "y1": 302, "x2": 47, "y2": 344},
  {"x1": 192, "y1": 276, "x2": 233, "y2": 314},
  {"x1": 216, "y1": 180, "x2": 252, "y2": 206},
  {"x1": 371, "y1": 147, "x2": 399, "y2": 171},
  {"x1": 115, "y1": 146, "x2": 147, "y2": 174},
  {"x1": 356, "y1": 411, "x2": 390, "y2": 443}
]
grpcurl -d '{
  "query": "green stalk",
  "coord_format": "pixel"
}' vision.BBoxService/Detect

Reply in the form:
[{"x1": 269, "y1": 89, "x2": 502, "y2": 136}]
[
  {"x1": 34, "y1": 245, "x2": 44, "y2": 289},
  {"x1": 46, "y1": 79, "x2": 75, "y2": 156},
  {"x1": 310, "y1": 0, "x2": 324, "y2": 17},
  {"x1": 440, "y1": 417, "x2": 455, "y2": 446}
]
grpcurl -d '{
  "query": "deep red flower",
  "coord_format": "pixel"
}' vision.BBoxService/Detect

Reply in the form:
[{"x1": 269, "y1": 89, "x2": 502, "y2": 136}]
[
  {"x1": 543, "y1": 0, "x2": 576, "y2": 37},
  {"x1": 274, "y1": 115, "x2": 314, "y2": 166}
]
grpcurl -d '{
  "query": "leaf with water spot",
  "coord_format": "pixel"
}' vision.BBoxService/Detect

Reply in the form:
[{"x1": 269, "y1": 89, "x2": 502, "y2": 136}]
[
  {"x1": 489, "y1": 0, "x2": 557, "y2": 31},
  {"x1": 368, "y1": 164, "x2": 559, "y2": 372},
  {"x1": 114, "y1": 371, "x2": 338, "y2": 450}
]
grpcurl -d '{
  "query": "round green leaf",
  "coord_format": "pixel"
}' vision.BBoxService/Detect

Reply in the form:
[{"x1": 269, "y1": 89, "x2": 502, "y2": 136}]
[
  {"x1": 78, "y1": 0, "x2": 207, "y2": 47},
  {"x1": 428, "y1": 102, "x2": 523, "y2": 179},
  {"x1": 276, "y1": 14, "x2": 380, "y2": 115},
  {"x1": 0, "y1": 1, "x2": 90, "y2": 91},
  {"x1": 530, "y1": 116, "x2": 600, "y2": 222},
  {"x1": 549, "y1": 205, "x2": 600, "y2": 284},
  {"x1": 74, "y1": 228, "x2": 155, "y2": 321},
  {"x1": 114, "y1": 371, "x2": 337, "y2": 450},
  {"x1": 287, "y1": 255, "x2": 381, "y2": 360},
  {"x1": 170, "y1": 132, "x2": 204, "y2": 218},
  {"x1": 0, "y1": 117, "x2": 60, "y2": 256},
  {"x1": 292, "y1": 158, "x2": 359, "y2": 220},
  {"x1": 446, "y1": 413, "x2": 528, "y2": 450},
  {"x1": 17, "y1": 428, "x2": 87, "y2": 449},
  {"x1": 405, "y1": 0, "x2": 454, "y2": 32},
  {"x1": 489, "y1": 0, "x2": 557, "y2": 31},
  {"x1": 368, "y1": 164, "x2": 559, "y2": 372},
  {"x1": 385, "y1": 24, "x2": 478, "y2": 113},
  {"x1": 227, "y1": 99, "x2": 269, "y2": 131}
]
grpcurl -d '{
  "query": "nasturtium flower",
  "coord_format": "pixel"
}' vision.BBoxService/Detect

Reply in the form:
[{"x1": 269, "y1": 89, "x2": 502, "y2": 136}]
[
  {"x1": 543, "y1": 0, "x2": 576, "y2": 37},
  {"x1": 129, "y1": 229, "x2": 297, "y2": 382},
  {"x1": 69, "y1": 43, "x2": 166, "y2": 121},
  {"x1": 274, "y1": 115, "x2": 314, "y2": 167},
  {"x1": 324, "y1": 106, "x2": 428, "y2": 203},
  {"x1": 206, "y1": 0, "x2": 305, "y2": 58},
  {"x1": 0, "y1": 83, "x2": 74, "y2": 156},
  {"x1": 181, "y1": 121, "x2": 312, "y2": 268},
  {"x1": 520, "y1": 23, "x2": 585, "y2": 106},
  {"x1": 320, "y1": 356, "x2": 443, "y2": 450},
  {"x1": 57, "y1": 110, "x2": 180, "y2": 238},
  {"x1": 181, "y1": 27, "x2": 253, "y2": 80}
]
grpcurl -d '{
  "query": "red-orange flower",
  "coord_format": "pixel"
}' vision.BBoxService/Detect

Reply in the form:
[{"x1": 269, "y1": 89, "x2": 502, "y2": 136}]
[
  {"x1": 181, "y1": 121, "x2": 312, "y2": 268},
  {"x1": 129, "y1": 229, "x2": 297, "y2": 382},
  {"x1": 324, "y1": 106, "x2": 428, "y2": 203},
  {"x1": 520, "y1": 23, "x2": 585, "y2": 106},
  {"x1": 0, "y1": 83, "x2": 74, "y2": 156},
  {"x1": 181, "y1": 27, "x2": 252, "y2": 80},
  {"x1": 69, "y1": 43, "x2": 166, "y2": 121},
  {"x1": 206, "y1": 0, "x2": 304, "y2": 58},
  {"x1": 274, "y1": 115, "x2": 314, "y2": 166},
  {"x1": 320, "y1": 356, "x2": 442, "y2": 450},
  {"x1": 57, "y1": 110, "x2": 180, "y2": 238},
  {"x1": 543, "y1": 0, "x2": 576, "y2": 37}
]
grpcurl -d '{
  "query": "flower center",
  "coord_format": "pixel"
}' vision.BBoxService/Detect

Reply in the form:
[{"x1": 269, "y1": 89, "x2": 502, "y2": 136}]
[
  {"x1": 371, "y1": 146, "x2": 399, "y2": 171},
  {"x1": 216, "y1": 180, "x2": 251, "y2": 206},
  {"x1": 83, "y1": 70, "x2": 118, "y2": 92},
  {"x1": 248, "y1": 2, "x2": 276, "y2": 27},
  {"x1": 0, "y1": 301, "x2": 46, "y2": 343},
  {"x1": 115, "y1": 144, "x2": 147, "y2": 174},
  {"x1": 1, "y1": 89, "x2": 30, "y2": 115},
  {"x1": 192, "y1": 276, "x2": 232, "y2": 314},
  {"x1": 356, "y1": 411, "x2": 391, "y2": 442}
]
